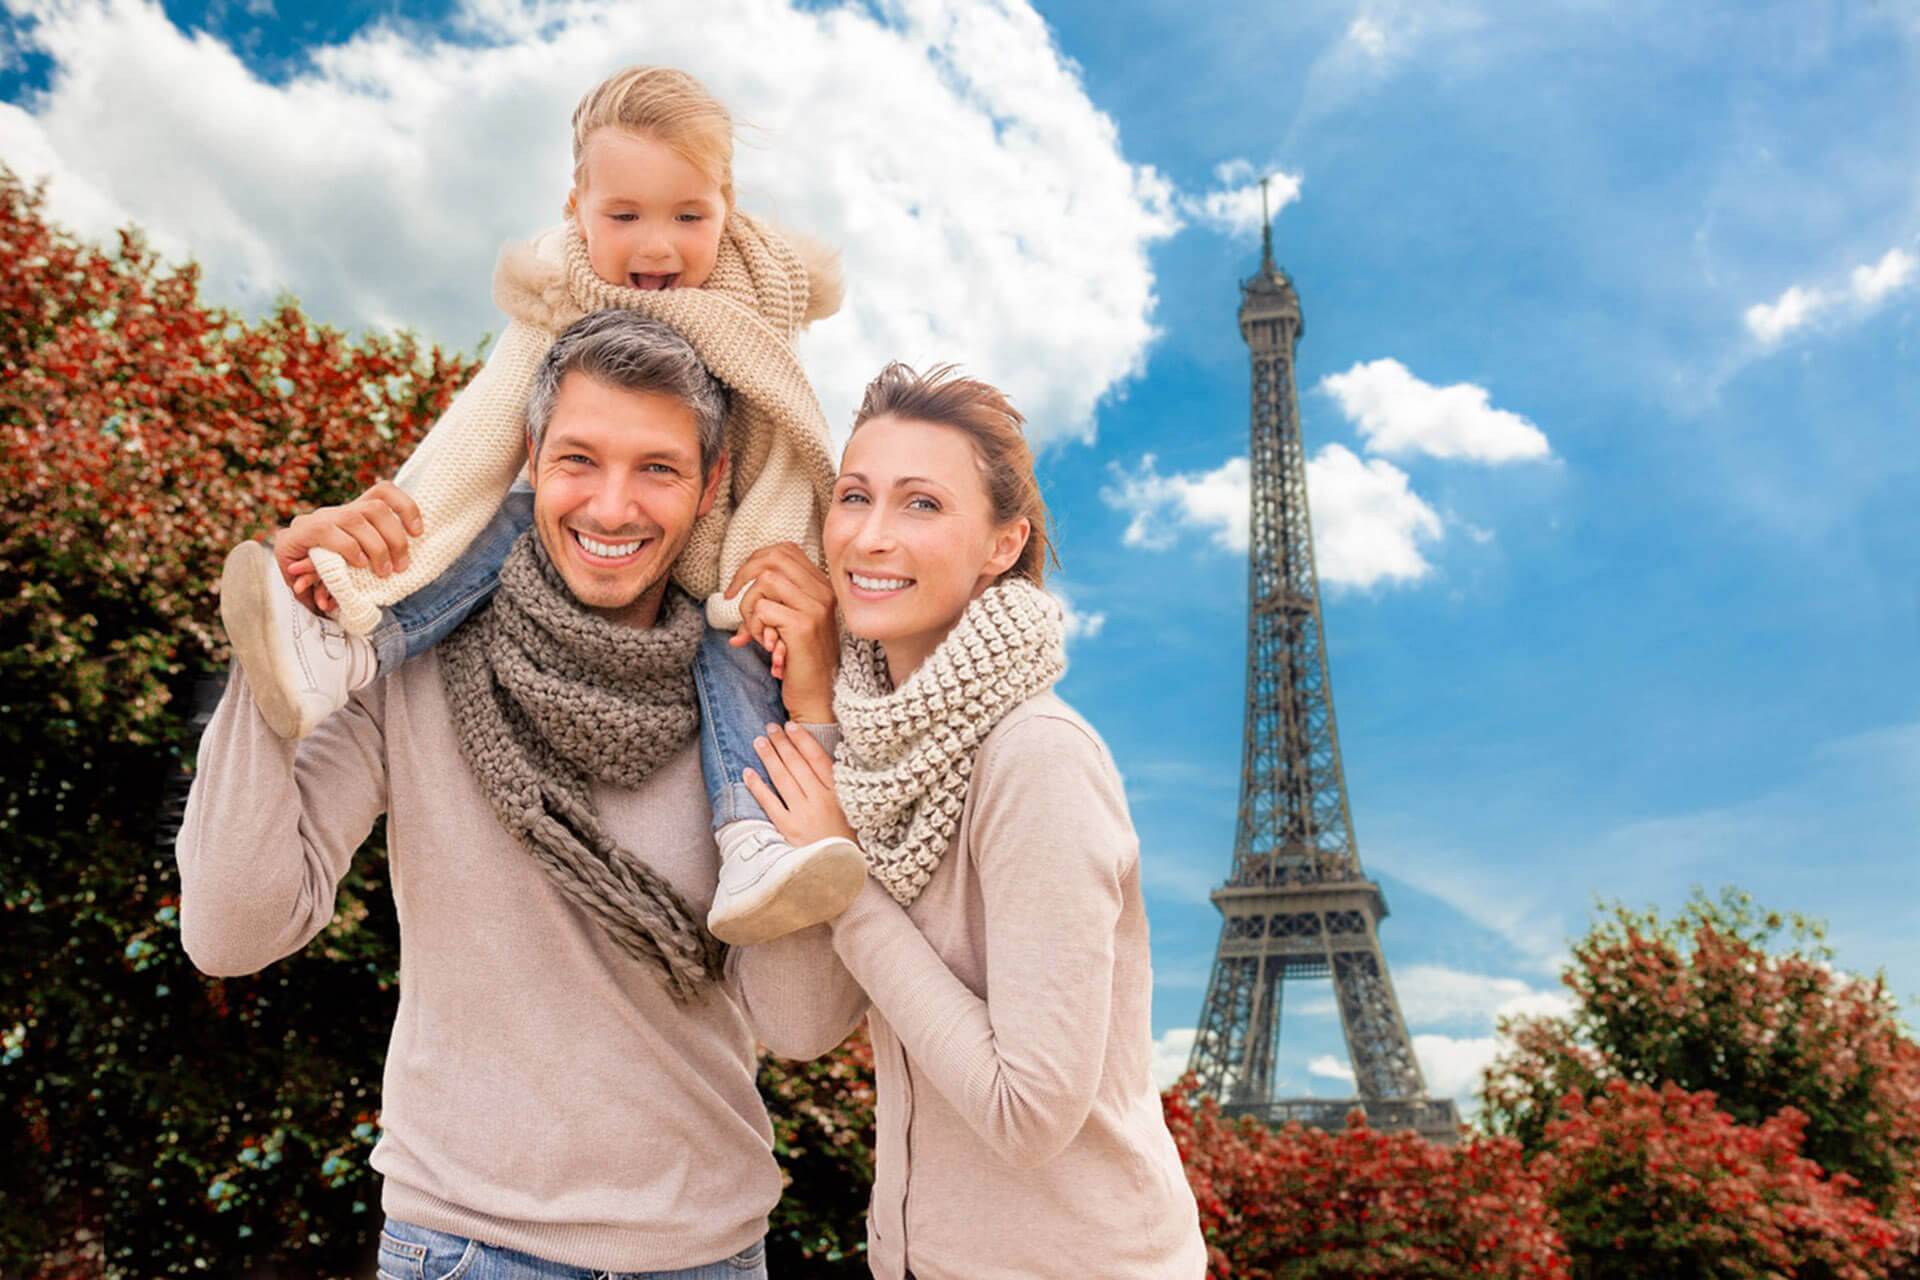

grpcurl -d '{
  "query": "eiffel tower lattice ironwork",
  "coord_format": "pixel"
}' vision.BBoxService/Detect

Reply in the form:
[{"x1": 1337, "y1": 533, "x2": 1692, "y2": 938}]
[{"x1": 1185, "y1": 181, "x2": 1459, "y2": 1142}]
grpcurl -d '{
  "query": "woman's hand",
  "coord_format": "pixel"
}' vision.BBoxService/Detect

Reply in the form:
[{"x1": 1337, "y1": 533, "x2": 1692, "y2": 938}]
[
  {"x1": 743, "y1": 722, "x2": 859, "y2": 849},
  {"x1": 274, "y1": 481, "x2": 424, "y2": 614},
  {"x1": 725, "y1": 542, "x2": 839, "y2": 723}
]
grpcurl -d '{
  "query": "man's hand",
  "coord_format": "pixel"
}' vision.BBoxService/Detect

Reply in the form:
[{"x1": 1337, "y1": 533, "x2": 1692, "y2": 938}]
[
  {"x1": 275, "y1": 481, "x2": 424, "y2": 614},
  {"x1": 725, "y1": 543, "x2": 839, "y2": 723},
  {"x1": 743, "y1": 722, "x2": 859, "y2": 849}
]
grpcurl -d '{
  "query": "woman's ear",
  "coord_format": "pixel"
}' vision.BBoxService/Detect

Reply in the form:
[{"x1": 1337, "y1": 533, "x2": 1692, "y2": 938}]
[{"x1": 985, "y1": 517, "x2": 1031, "y2": 579}]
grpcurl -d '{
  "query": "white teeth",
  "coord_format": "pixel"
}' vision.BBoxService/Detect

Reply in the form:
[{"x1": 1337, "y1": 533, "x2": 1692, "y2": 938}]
[
  {"x1": 851, "y1": 573, "x2": 911, "y2": 591},
  {"x1": 575, "y1": 531, "x2": 642, "y2": 558}
]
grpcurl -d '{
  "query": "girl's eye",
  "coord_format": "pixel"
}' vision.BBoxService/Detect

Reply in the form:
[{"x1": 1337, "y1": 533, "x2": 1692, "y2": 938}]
[
  {"x1": 675, "y1": 212, "x2": 705, "y2": 223},
  {"x1": 610, "y1": 212, "x2": 638, "y2": 223}
]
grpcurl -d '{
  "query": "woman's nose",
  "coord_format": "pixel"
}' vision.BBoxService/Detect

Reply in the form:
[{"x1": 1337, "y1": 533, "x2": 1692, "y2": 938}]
[{"x1": 854, "y1": 506, "x2": 895, "y2": 553}]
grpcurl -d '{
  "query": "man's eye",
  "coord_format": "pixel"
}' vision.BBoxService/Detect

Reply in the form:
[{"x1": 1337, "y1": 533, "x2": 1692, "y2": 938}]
[
  {"x1": 648, "y1": 463, "x2": 677, "y2": 474},
  {"x1": 561, "y1": 454, "x2": 592, "y2": 465}
]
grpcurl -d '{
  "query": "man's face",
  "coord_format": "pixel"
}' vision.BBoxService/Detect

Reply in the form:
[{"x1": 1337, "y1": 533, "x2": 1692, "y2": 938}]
[{"x1": 528, "y1": 370, "x2": 723, "y2": 626}]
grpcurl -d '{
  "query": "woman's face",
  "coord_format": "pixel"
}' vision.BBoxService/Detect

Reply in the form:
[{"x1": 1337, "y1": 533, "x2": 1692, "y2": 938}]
[{"x1": 824, "y1": 415, "x2": 1028, "y2": 678}]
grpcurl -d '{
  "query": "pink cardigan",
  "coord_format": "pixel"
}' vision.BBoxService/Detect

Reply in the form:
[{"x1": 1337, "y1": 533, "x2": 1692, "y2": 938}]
[{"x1": 827, "y1": 693, "x2": 1207, "y2": 1280}]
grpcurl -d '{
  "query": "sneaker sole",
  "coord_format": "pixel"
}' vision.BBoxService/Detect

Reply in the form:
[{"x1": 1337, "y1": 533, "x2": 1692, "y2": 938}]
[
  {"x1": 709, "y1": 840, "x2": 868, "y2": 947},
  {"x1": 219, "y1": 541, "x2": 305, "y2": 740}
]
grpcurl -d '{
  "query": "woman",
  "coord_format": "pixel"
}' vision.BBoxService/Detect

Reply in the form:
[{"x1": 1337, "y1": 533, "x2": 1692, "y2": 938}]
[{"x1": 734, "y1": 363, "x2": 1207, "y2": 1279}]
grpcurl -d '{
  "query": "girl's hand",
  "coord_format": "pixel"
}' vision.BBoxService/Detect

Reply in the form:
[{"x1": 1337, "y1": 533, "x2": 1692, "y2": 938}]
[
  {"x1": 743, "y1": 722, "x2": 859, "y2": 849},
  {"x1": 274, "y1": 481, "x2": 424, "y2": 613},
  {"x1": 725, "y1": 543, "x2": 839, "y2": 723}
]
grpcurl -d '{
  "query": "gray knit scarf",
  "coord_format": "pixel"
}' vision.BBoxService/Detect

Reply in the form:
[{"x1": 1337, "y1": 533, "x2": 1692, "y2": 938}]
[
  {"x1": 833, "y1": 577, "x2": 1068, "y2": 906},
  {"x1": 439, "y1": 531, "x2": 723, "y2": 1000}
]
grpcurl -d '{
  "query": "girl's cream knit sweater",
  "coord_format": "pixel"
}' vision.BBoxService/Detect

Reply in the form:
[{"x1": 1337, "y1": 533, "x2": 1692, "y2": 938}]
[{"x1": 309, "y1": 211, "x2": 843, "y2": 634}]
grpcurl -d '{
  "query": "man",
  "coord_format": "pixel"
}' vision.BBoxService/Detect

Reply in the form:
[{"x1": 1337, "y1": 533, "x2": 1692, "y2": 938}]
[{"x1": 176, "y1": 311, "x2": 866, "y2": 1279}]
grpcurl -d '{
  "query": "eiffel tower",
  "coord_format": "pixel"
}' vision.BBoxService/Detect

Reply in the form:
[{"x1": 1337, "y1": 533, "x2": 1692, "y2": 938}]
[{"x1": 1185, "y1": 182, "x2": 1458, "y2": 1142}]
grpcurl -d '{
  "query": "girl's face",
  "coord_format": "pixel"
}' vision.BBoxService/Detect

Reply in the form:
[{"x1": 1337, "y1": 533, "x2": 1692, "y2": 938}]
[
  {"x1": 824, "y1": 415, "x2": 1029, "y2": 683},
  {"x1": 571, "y1": 129, "x2": 725, "y2": 292}
]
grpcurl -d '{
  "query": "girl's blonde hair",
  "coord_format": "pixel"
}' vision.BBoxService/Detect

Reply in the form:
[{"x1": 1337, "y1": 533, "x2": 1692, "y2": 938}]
[
  {"x1": 570, "y1": 66, "x2": 734, "y2": 207},
  {"x1": 851, "y1": 363, "x2": 1058, "y2": 586}
]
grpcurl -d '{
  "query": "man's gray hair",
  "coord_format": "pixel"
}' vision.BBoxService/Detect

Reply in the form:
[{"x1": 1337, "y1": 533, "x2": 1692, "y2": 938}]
[{"x1": 525, "y1": 311, "x2": 727, "y2": 473}]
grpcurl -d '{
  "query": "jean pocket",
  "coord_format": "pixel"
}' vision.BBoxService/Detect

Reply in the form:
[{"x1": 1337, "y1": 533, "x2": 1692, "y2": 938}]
[
  {"x1": 378, "y1": 1221, "x2": 482, "y2": 1280},
  {"x1": 726, "y1": 1237, "x2": 768, "y2": 1273}
]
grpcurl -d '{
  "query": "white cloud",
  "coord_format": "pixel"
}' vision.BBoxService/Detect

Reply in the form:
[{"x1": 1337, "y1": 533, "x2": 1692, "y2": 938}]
[
  {"x1": 0, "y1": 0, "x2": 1182, "y2": 446},
  {"x1": 1345, "y1": 15, "x2": 1391, "y2": 58},
  {"x1": 1390, "y1": 963, "x2": 1571, "y2": 1028},
  {"x1": 1412, "y1": 1033, "x2": 1500, "y2": 1100},
  {"x1": 1307, "y1": 1053, "x2": 1356, "y2": 1083},
  {"x1": 1303, "y1": 444, "x2": 1443, "y2": 589},
  {"x1": 1850, "y1": 247, "x2": 1916, "y2": 304},
  {"x1": 1744, "y1": 284, "x2": 1831, "y2": 344},
  {"x1": 1744, "y1": 245, "x2": 1916, "y2": 346},
  {"x1": 1102, "y1": 453, "x2": 1250, "y2": 553},
  {"x1": 1149, "y1": 1026, "x2": 1197, "y2": 1089},
  {"x1": 1048, "y1": 582, "x2": 1107, "y2": 644},
  {"x1": 1181, "y1": 159, "x2": 1303, "y2": 241},
  {"x1": 1319, "y1": 358, "x2": 1551, "y2": 463},
  {"x1": 1101, "y1": 446, "x2": 1443, "y2": 591}
]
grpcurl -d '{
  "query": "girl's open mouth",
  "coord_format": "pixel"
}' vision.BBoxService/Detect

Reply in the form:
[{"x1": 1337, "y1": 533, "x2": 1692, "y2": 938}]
[{"x1": 630, "y1": 272, "x2": 679, "y2": 291}]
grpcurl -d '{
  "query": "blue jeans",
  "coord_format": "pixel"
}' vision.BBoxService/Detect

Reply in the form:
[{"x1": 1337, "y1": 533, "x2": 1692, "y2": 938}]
[
  {"x1": 376, "y1": 1218, "x2": 768, "y2": 1280},
  {"x1": 369, "y1": 482, "x2": 780, "y2": 830}
]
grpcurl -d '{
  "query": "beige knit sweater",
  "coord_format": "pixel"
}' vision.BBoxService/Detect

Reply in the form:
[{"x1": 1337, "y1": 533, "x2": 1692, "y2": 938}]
[
  {"x1": 828, "y1": 694, "x2": 1208, "y2": 1280},
  {"x1": 311, "y1": 212, "x2": 843, "y2": 633}
]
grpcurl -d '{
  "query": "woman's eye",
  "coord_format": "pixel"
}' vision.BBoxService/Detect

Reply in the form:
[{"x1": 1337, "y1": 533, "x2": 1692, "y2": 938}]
[
  {"x1": 837, "y1": 490, "x2": 870, "y2": 505},
  {"x1": 907, "y1": 497, "x2": 939, "y2": 512}
]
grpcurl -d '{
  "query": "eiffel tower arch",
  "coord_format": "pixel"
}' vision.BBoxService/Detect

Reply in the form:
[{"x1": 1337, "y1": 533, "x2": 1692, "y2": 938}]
[{"x1": 1185, "y1": 184, "x2": 1459, "y2": 1142}]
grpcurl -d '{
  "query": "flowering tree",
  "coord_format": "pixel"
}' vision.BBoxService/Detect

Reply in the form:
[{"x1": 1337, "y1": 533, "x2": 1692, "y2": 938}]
[
  {"x1": 1164, "y1": 1079, "x2": 1567, "y2": 1279},
  {"x1": 760, "y1": 1026, "x2": 877, "y2": 1274},
  {"x1": 1536, "y1": 1080, "x2": 1899, "y2": 1279},
  {"x1": 0, "y1": 166, "x2": 475, "y2": 1277},
  {"x1": 1482, "y1": 890, "x2": 1920, "y2": 1276}
]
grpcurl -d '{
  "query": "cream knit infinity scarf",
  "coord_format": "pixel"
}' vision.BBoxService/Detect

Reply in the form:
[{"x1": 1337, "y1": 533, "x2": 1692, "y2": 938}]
[
  {"x1": 833, "y1": 578, "x2": 1068, "y2": 906},
  {"x1": 439, "y1": 532, "x2": 723, "y2": 1000}
]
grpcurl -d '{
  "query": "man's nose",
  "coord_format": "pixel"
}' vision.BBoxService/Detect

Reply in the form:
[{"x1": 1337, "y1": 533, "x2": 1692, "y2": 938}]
[{"x1": 585, "y1": 473, "x2": 642, "y2": 531}]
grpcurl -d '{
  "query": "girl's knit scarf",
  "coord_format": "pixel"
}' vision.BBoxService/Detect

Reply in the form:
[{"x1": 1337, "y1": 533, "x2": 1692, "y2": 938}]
[
  {"x1": 438, "y1": 532, "x2": 723, "y2": 1000},
  {"x1": 833, "y1": 578, "x2": 1068, "y2": 906}
]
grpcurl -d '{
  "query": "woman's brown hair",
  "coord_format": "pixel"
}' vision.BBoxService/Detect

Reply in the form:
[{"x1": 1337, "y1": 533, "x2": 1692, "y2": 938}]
[{"x1": 850, "y1": 362, "x2": 1057, "y2": 586}]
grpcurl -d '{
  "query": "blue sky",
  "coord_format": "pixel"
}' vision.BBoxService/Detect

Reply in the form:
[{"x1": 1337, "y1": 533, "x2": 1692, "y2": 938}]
[{"x1": 4, "y1": 0, "x2": 1914, "y2": 1105}]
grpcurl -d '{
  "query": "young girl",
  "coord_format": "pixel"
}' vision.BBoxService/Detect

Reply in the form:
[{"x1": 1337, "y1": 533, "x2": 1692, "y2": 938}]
[
  {"x1": 218, "y1": 66, "x2": 865, "y2": 946},
  {"x1": 735, "y1": 364, "x2": 1209, "y2": 1279}
]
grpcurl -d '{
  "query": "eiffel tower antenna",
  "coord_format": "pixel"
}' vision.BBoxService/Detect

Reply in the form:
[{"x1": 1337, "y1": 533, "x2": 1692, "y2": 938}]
[
  {"x1": 1184, "y1": 224, "x2": 1459, "y2": 1142},
  {"x1": 1259, "y1": 175, "x2": 1275, "y2": 272}
]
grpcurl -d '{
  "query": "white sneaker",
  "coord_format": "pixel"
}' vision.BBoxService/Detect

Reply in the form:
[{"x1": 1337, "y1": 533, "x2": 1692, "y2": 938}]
[
  {"x1": 708, "y1": 819, "x2": 867, "y2": 947},
  {"x1": 219, "y1": 540, "x2": 377, "y2": 739}
]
